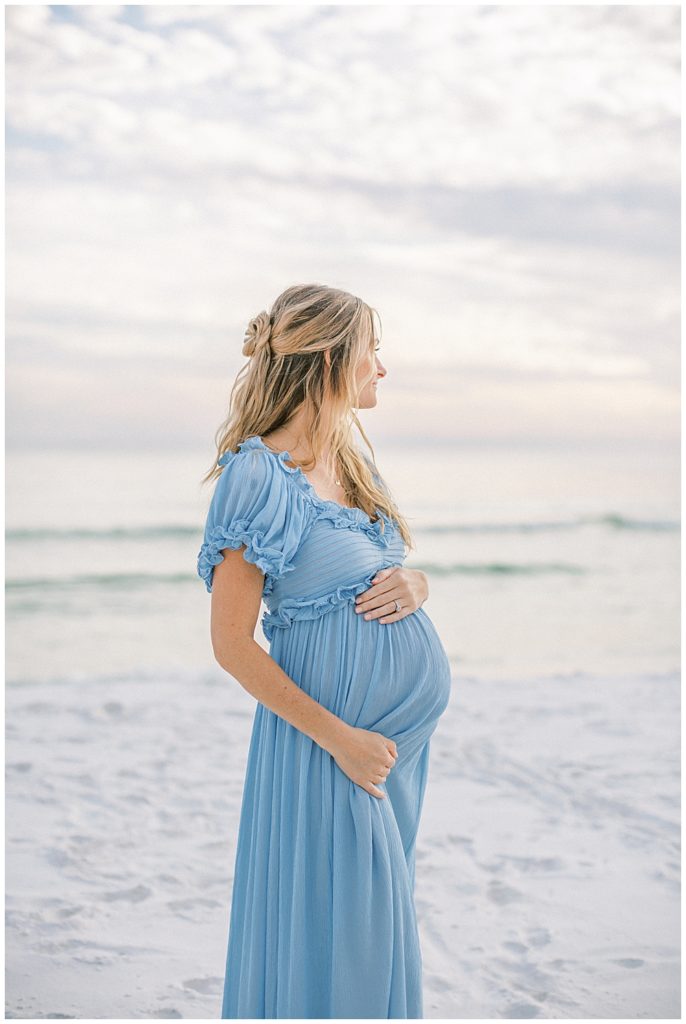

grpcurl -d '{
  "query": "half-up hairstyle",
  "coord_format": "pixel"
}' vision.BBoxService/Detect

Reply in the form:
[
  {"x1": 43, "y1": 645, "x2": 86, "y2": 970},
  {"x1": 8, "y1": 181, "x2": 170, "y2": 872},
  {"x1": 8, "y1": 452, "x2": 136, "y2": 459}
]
[{"x1": 201, "y1": 283, "x2": 414, "y2": 551}]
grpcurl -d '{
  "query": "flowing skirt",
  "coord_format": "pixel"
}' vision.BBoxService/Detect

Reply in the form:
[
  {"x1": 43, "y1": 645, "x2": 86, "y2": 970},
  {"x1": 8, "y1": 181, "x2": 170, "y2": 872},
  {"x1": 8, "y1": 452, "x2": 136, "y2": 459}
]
[{"x1": 221, "y1": 603, "x2": 452, "y2": 1019}]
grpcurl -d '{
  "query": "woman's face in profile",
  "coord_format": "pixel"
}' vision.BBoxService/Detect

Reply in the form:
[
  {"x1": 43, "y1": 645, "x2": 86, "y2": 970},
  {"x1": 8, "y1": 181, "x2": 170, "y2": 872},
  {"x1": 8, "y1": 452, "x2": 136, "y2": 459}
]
[{"x1": 355, "y1": 336, "x2": 387, "y2": 409}]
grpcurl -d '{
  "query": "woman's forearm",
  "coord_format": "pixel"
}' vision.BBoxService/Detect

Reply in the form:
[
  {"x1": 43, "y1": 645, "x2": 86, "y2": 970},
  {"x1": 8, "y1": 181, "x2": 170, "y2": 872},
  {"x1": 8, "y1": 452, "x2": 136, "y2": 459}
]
[{"x1": 215, "y1": 638, "x2": 352, "y2": 754}]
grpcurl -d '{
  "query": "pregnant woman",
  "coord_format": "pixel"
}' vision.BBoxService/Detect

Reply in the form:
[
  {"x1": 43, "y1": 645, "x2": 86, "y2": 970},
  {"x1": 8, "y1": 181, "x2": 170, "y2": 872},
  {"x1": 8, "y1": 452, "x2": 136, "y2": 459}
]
[{"x1": 197, "y1": 283, "x2": 452, "y2": 1019}]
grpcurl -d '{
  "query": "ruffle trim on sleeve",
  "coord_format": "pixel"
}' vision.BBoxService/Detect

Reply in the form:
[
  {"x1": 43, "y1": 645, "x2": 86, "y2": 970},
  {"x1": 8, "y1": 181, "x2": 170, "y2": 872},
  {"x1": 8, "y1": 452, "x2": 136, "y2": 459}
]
[
  {"x1": 197, "y1": 519, "x2": 298, "y2": 595},
  {"x1": 260, "y1": 560, "x2": 403, "y2": 643}
]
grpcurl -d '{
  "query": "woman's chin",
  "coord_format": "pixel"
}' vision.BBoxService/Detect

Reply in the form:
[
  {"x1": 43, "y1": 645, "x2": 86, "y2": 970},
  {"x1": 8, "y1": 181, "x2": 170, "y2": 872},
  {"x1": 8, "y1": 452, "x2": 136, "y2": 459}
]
[{"x1": 357, "y1": 388, "x2": 378, "y2": 410}]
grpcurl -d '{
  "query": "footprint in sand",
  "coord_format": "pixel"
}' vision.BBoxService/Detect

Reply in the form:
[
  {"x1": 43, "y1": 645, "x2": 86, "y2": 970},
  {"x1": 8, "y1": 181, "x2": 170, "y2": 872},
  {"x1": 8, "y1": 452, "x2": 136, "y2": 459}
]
[
  {"x1": 527, "y1": 926, "x2": 552, "y2": 947},
  {"x1": 102, "y1": 884, "x2": 152, "y2": 902},
  {"x1": 503, "y1": 940, "x2": 528, "y2": 954},
  {"x1": 504, "y1": 1000, "x2": 543, "y2": 1018},
  {"x1": 487, "y1": 880, "x2": 524, "y2": 905},
  {"x1": 424, "y1": 971, "x2": 454, "y2": 993},
  {"x1": 182, "y1": 977, "x2": 222, "y2": 995}
]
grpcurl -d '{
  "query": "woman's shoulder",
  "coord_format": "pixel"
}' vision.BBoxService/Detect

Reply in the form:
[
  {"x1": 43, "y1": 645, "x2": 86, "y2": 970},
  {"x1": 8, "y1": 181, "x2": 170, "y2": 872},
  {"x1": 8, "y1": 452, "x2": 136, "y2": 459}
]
[
  {"x1": 214, "y1": 436, "x2": 310, "y2": 512},
  {"x1": 217, "y1": 434, "x2": 271, "y2": 467},
  {"x1": 216, "y1": 436, "x2": 293, "y2": 482}
]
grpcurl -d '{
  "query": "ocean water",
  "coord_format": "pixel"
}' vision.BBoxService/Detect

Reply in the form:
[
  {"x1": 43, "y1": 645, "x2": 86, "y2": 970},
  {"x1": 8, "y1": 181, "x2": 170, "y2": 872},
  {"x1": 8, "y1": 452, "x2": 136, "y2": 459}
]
[{"x1": 5, "y1": 442, "x2": 680, "y2": 686}]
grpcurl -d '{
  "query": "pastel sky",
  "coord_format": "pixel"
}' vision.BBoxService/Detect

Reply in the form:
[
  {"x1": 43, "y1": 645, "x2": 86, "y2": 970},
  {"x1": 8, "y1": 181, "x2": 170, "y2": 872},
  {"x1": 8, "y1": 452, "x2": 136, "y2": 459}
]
[{"x1": 5, "y1": 3, "x2": 680, "y2": 450}]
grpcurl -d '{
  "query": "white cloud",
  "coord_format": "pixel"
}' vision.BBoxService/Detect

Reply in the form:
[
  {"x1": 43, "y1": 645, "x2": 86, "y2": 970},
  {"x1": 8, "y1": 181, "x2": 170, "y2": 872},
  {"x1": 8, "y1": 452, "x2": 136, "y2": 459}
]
[
  {"x1": 4, "y1": 3, "x2": 680, "y2": 447},
  {"x1": 6, "y1": 4, "x2": 679, "y2": 188}
]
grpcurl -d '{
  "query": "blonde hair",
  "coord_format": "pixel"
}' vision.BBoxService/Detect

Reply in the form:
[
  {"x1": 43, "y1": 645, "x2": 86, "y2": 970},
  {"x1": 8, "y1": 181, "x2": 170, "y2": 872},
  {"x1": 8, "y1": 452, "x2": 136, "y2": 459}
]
[{"x1": 201, "y1": 283, "x2": 414, "y2": 550}]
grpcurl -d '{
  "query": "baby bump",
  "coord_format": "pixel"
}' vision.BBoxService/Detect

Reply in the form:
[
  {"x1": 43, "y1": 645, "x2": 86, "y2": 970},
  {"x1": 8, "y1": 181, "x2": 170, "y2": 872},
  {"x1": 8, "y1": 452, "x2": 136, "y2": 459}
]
[{"x1": 269, "y1": 602, "x2": 452, "y2": 750}]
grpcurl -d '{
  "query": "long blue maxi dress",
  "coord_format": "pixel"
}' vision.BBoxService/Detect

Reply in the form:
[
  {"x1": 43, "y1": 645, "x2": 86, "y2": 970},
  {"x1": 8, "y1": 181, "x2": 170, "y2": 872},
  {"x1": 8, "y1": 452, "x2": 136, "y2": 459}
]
[{"x1": 197, "y1": 435, "x2": 452, "y2": 1019}]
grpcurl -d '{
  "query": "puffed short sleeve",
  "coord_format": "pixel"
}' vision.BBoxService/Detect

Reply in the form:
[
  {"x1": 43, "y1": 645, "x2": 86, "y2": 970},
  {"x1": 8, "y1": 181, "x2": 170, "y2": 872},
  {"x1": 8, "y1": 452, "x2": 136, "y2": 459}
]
[{"x1": 197, "y1": 448, "x2": 308, "y2": 595}]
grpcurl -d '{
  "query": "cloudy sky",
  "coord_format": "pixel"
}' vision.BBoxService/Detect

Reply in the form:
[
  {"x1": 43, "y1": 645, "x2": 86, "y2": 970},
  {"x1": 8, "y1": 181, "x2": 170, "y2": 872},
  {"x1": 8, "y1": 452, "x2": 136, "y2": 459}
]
[{"x1": 5, "y1": 3, "x2": 680, "y2": 451}]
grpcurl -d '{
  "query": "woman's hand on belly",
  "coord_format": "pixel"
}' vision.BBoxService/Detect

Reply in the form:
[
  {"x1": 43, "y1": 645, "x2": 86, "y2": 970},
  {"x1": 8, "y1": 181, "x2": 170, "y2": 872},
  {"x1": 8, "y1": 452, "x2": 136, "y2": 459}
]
[{"x1": 353, "y1": 567, "x2": 428, "y2": 624}]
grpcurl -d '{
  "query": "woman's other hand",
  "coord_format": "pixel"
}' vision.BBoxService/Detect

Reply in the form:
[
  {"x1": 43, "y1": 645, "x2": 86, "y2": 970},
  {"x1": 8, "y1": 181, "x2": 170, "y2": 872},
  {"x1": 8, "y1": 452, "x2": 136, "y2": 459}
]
[{"x1": 327, "y1": 725, "x2": 398, "y2": 799}]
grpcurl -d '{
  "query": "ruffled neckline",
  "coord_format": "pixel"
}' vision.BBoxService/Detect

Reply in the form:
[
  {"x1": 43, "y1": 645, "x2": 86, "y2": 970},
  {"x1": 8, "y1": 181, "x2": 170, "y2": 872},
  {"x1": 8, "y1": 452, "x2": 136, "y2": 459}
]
[{"x1": 224, "y1": 435, "x2": 396, "y2": 548}]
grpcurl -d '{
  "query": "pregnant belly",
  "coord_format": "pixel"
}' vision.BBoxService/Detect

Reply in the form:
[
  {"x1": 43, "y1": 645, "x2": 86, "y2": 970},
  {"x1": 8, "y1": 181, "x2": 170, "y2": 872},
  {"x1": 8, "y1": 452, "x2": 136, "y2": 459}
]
[{"x1": 268, "y1": 600, "x2": 452, "y2": 752}]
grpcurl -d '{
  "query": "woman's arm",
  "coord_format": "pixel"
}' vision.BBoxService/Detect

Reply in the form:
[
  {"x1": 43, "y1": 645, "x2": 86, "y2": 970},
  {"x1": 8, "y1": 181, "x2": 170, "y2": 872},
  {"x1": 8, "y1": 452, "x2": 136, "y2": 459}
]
[{"x1": 210, "y1": 547, "x2": 352, "y2": 755}]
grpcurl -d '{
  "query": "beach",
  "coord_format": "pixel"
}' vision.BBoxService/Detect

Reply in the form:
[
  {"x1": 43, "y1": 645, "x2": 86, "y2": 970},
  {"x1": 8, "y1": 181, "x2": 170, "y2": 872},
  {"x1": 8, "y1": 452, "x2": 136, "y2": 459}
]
[
  {"x1": 5, "y1": 664, "x2": 679, "y2": 1018},
  {"x1": 6, "y1": 2, "x2": 681, "y2": 1016},
  {"x1": 5, "y1": 443, "x2": 680, "y2": 1018}
]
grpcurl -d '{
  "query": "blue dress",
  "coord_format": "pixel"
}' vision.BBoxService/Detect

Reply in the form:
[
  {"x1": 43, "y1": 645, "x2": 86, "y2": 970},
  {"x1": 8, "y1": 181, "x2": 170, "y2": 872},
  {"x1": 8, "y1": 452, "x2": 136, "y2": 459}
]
[{"x1": 197, "y1": 435, "x2": 451, "y2": 1019}]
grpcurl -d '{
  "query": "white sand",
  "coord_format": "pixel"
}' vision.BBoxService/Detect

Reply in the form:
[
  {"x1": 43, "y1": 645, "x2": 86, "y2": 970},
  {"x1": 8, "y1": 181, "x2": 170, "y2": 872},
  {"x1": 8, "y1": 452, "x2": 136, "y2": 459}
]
[{"x1": 5, "y1": 665, "x2": 679, "y2": 1019}]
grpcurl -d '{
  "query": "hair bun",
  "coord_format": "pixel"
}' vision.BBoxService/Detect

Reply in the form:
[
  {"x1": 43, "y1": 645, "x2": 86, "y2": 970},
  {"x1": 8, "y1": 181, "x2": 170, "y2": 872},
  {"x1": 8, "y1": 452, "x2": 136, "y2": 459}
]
[{"x1": 242, "y1": 310, "x2": 272, "y2": 358}]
